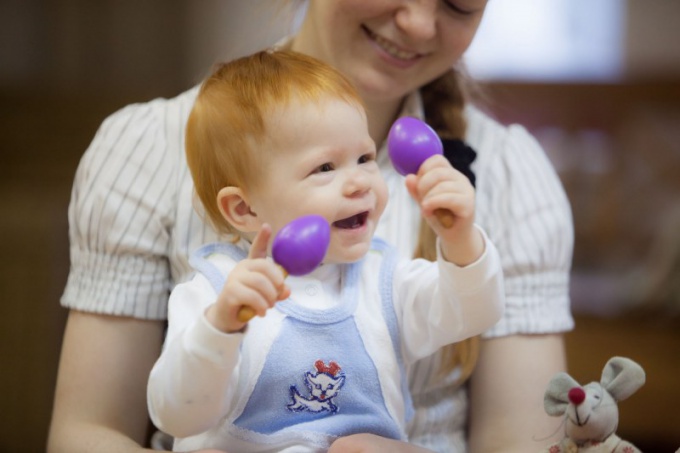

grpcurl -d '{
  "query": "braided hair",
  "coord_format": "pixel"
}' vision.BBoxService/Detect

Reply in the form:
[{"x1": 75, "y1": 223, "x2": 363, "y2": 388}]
[{"x1": 416, "y1": 68, "x2": 480, "y2": 384}]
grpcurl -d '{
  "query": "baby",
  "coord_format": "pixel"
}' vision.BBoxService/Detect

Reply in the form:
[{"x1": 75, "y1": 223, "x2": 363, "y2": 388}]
[{"x1": 147, "y1": 50, "x2": 504, "y2": 452}]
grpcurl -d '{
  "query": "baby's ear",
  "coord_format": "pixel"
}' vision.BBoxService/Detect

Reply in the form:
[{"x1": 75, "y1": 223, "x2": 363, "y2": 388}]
[{"x1": 217, "y1": 187, "x2": 260, "y2": 233}]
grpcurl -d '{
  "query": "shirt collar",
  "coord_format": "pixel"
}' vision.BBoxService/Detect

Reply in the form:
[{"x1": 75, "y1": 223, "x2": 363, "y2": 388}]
[
  {"x1": 376, "y1": 90, "x2": 424, "y2": 170},
  {"x1": 400, "y1": 89, "x2": 425, "y2": 121}
]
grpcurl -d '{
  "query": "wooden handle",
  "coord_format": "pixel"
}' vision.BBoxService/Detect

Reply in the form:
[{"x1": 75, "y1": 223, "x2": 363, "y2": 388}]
[
  {"x1": 236, "y1": 266, "x2": 288, "y2": 324},
  {"x1": 434, "y1": 208, "x2": 455, "y2": 229},
  {"x1": 237, "y1": 306, "x2": 256, "y2": 323}
]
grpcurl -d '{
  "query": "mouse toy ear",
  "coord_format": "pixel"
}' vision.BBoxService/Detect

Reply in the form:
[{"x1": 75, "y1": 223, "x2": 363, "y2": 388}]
[
  {"x1": 544, "y1": 372, "x2": 581, "y2": 416},
  {"x1": 601, "y1": 356, "x2": 646, "y2": 402}
]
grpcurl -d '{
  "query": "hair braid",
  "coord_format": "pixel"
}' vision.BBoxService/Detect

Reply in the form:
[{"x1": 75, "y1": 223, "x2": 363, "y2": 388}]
[{"x1": 416, "y1": 68, "x2": 480, "y2": 384}]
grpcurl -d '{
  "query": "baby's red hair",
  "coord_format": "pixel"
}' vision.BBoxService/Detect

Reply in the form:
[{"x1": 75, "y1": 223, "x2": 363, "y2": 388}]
[{"x1": 186, "y1": 50, "x2": 364, "y2": 236}]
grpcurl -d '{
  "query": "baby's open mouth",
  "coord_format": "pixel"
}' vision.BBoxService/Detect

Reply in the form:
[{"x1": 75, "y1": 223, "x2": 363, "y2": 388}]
[{"x1": 333, "y1": 212, "x2": 368, "y2": 229}]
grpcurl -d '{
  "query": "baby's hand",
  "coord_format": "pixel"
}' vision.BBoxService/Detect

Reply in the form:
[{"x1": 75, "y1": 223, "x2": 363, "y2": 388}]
[
  {"x1": 206, "y1": 224, "x2": 290, "y2": 333},
  {"x1": 405, "y1": 155, "x2": 483, "y2": 266}
]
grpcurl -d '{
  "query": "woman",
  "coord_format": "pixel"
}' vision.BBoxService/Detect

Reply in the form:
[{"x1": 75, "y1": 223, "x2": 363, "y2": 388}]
[{"x1": 48, "y1": 1, "x2": 573, "y2": 452}]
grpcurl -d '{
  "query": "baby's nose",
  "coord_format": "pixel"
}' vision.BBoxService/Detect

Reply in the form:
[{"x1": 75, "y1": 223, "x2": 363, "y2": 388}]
[{"x1": 343, "y1": 170, "x2": 370, "y2": 196}]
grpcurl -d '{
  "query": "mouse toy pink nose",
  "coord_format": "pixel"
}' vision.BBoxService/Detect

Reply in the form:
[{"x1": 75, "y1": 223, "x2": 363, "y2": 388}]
[
  {"x1": 272, "y1": 214, "x2": 330, "y2": 276},
  {"x1": 237, "y1": 215, "x2": 330, "y2": 323},
  {"x1": 568, "y1": 387, "x2": 586, "y2": 405},
  {"x1": 387, "y1": 117, "x2": 454, "y2": 228},
  {"x1": 387, "y1": 117, "x2": 443, "y2": 176}
]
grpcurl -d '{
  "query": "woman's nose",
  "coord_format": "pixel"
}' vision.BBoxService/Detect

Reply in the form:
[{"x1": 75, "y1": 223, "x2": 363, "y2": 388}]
[{"x1": 395, "y1": 0, "x2": 438, "y2": 41}]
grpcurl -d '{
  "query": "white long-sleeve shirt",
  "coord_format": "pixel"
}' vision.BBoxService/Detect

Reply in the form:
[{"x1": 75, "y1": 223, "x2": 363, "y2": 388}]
[{"x1": 148, "y1": 236, "x2": 503, "y2": 452}]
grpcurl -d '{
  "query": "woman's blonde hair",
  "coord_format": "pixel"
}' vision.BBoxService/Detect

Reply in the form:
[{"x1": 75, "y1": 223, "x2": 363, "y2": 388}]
[
  {"x1": 418, "y1": 69, "x2": 481, "y2": 383},
  {"x1": 186, "y1": 50, "x2": 364, "y2": 236}
]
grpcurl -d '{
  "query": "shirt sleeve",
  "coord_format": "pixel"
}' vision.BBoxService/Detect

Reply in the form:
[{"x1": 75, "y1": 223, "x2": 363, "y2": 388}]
[
  {"x1": 60, "y1": 99, "x2": 181, "y2": 319},
  {"x1": 147, "y1": 273, "x2": 243, "y2": 438},
  {"x1": 394, "y1": 227, "x2": 505, "y2": 363},
  {"x1": 474, "y1": 122, "x2": 575, "y2": 337}
]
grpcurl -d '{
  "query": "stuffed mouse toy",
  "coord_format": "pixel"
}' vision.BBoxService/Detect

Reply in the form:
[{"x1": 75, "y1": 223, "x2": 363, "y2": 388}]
[{"x1": 541, "y1": 356, "x2": 646, "y2": 453}]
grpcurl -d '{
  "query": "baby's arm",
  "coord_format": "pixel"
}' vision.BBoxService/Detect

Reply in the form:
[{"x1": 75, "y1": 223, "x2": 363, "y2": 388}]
[
  {"x1": 404, "y1": 154, "x2": 484, "y2": 266},
  {"x1": 147, "y1": 225, "x2": 289, "y2": 438},
  {"x1": 399, "y1": 155, "x2": 504, "y2": 360},
  {"x1": 147, "y1": 277, "x2": 242, "y2": 438},
  {"x1": 395, "y1": 228, "x2": 504, "y2": 362},
  {"x1": 206, "y1": 224, "x2": 289, "y2": 333}
]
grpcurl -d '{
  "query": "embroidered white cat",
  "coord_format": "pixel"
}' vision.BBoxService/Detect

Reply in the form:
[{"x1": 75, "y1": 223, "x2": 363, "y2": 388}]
[{"x1": 288, "y1": 360, "x2": 345, "y2": 414}]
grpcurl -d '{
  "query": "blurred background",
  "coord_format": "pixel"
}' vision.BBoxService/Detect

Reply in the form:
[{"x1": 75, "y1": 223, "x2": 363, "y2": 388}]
[{"x1": 1, "y1": 0, "x2": 678, "y2": 451}]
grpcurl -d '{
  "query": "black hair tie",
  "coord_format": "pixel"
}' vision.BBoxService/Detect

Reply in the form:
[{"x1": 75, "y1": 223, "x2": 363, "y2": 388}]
[{"x1": 441, "y1": 138, "x2": 477, "y2": 187}]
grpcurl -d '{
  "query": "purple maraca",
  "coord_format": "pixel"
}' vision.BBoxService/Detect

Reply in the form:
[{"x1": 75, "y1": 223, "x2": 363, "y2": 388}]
[
  {"x1": 237, "y1": 214, "x2": 330, "y2": 322},
  {"x1": 387, "y1": 117, "x2": 454, "y2": 228},
  {"x1": 272, "y1": 214, "x2": 330, "y2": 277}
]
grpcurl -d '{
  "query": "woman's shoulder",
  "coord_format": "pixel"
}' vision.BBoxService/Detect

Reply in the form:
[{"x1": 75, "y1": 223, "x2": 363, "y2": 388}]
[
  {"x1": 464, "y1": 104, "x2": 538, "y2": 152},
  {"x1": 464, "y1": 104, "x2": 550, "y2": 172},
  {"x1": 70, "y1": 86, "x2": 203, "y2": 236},
  {"x1": 77, "y1": 85, "x2": 200, "y2": 181},
  {"x1": 99, "y1": 85, "x2": 200, "y2": 140}
]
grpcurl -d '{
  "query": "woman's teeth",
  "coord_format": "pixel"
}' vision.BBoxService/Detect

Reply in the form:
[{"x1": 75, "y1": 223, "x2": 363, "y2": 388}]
[{"x1": 366, "y1": 28, "x2": 418, "y2": 60}]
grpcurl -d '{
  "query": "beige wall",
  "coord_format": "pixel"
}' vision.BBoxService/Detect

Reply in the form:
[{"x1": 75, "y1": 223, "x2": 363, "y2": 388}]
[
  {"x1": 183, "y1": 1, "x2": 291, "y2": 85},
  {"x1": 2, "y1": 0, "x2": 679, "y2": 98},
  {"x1": 626, "y1": 0, "x2": 680, "y2": 77},
  {"x1": 0, "y1": 1, "x2": 291, "y2": 97}
]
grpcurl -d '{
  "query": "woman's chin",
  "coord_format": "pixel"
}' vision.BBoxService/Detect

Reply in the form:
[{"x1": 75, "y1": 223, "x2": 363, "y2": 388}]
[{"x1": 350, "y1": 67, "x2": 411, "y2": 104}]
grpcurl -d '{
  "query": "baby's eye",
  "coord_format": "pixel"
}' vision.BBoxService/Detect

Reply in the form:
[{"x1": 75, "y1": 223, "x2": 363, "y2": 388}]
[
  {"x1": 358, "y1": 153, "x2": 375, "y2": 164},
  {"x1": 593, "y1": 395, "x2": 600, "y2": 400},
  {"x1": 318, "y1": 163, "x2": 334, "y2": 173}
]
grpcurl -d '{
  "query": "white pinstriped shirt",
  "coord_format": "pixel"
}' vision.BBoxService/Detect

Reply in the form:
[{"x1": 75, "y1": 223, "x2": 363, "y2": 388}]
[{"x1": 62, "y1": 87, "x2": 574, "y2": 452}]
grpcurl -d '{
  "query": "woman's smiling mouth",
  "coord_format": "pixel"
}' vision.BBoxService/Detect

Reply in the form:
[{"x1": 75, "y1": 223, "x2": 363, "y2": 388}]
[
  {"x1": 362, "y1": 26, "x2": 421, "y2": 61},
  {"x1": 333, "y1": 211, "x2": 369, "y2": 229}
]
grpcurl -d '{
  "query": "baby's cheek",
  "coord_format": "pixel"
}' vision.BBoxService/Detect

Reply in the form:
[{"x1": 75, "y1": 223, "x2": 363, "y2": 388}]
[{"x1": 376, "y1": 181, "x2": 389, "y2": 215}]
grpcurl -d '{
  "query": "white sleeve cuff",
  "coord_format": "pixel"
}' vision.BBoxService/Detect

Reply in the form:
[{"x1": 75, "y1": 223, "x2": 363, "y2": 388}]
[
  {"x1": 183, "y1": 309, "x2": 244, "y2": 368},
  {"x1": 436, "y1": 224, "x2": 502, "y2": 295}
]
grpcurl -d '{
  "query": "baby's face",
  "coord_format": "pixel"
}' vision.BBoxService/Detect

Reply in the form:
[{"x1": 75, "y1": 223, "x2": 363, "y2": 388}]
[{"x1": 248, "y1": 97, "x2": 387, "y2": 264}]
